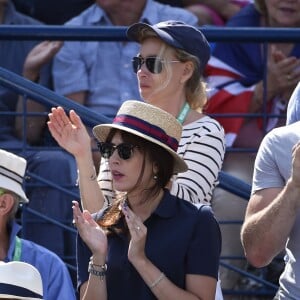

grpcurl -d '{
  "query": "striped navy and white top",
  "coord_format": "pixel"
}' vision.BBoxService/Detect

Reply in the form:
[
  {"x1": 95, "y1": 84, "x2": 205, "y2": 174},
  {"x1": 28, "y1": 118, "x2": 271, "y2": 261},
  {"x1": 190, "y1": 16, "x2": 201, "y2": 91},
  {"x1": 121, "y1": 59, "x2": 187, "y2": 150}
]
[
  {"x1": 170, "y1": 115, "x2": 225, "y2": 205},
  {"x1": 97, "y1": 115, "x2": 225, "y2": 207}
]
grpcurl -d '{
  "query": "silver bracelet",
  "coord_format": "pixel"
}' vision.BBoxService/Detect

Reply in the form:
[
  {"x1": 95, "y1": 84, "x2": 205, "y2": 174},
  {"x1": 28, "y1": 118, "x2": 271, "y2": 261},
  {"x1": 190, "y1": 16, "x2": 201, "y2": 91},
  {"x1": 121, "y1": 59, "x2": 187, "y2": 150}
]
[
  {"x1": 149, "y1": 272, "x2": 165, "y2": 289},
  {"x1": 88, "y1": 258, "x2": 107, "y2": 281}
]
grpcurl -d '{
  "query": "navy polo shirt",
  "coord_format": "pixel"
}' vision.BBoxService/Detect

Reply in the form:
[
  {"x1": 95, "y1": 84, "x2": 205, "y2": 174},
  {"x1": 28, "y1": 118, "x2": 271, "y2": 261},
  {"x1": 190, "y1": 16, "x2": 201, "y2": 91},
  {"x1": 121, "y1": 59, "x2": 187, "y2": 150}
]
[{"x1": 77, "y1": 190, "x2": 221, "y2": 299}]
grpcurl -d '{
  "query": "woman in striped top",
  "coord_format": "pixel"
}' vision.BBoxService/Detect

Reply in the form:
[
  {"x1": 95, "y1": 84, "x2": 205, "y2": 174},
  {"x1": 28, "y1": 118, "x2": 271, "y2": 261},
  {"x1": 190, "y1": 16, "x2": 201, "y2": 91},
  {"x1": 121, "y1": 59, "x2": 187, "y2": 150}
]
[{"x1": 48, "y1": 20, "x2": 225, "y2": 210}]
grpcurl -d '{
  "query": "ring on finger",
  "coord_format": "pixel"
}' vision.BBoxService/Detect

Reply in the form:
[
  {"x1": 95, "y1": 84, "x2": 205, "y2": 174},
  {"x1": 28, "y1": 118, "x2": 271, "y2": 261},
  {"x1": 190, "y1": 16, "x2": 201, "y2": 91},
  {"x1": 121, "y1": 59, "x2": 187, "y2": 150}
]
[{"x1": 136, "y1": 226, "x2": 141, "y2": 231}]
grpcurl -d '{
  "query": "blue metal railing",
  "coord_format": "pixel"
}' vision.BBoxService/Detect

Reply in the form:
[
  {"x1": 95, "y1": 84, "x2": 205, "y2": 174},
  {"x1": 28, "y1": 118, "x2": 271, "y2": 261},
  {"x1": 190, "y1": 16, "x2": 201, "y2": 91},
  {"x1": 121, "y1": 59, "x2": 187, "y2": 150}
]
[{"x1": 1, "y1": 25, "x2": 300, "y2": 42}]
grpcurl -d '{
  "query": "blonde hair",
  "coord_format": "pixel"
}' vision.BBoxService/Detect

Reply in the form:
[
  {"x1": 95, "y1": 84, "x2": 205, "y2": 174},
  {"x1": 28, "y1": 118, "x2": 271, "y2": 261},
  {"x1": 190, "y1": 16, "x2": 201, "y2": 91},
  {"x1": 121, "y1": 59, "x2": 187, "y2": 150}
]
[
  {"x1": 138, "y1": 28, "x2": 207, "y2": 111},
  {"x1": 174, "y1": 48, "x2": 207, "y2": 110}
]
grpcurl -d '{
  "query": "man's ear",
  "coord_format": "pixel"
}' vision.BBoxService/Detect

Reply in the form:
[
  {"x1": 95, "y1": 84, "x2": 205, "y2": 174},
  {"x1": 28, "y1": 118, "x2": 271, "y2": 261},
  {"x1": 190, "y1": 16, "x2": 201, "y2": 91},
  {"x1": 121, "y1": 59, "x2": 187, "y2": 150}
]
[{"x1": 0, "y1": 194, "x2": 15, "y2": 216}]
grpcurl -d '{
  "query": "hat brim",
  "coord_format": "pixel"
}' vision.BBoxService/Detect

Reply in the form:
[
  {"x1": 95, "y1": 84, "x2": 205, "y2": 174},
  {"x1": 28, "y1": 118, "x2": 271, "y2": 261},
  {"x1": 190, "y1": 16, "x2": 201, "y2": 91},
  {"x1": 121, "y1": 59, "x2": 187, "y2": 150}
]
[
  {"x1": 93, "y1": 124, "x2": 188, "y2": 174},
  {"x1": 0, "y1": 175, "x2": 29, "y2": 203},
  {"x1": 126, "y1": 23, "x2": 184, "y2": 50},
  {"x1": 0, "y1": 295, "x2": 42, "y2": 300}
]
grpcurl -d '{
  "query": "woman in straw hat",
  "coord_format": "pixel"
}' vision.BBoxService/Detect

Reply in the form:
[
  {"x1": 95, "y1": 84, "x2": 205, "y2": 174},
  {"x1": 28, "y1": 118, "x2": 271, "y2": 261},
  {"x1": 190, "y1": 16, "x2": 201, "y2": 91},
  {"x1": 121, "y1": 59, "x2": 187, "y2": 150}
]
[{"x1": 72, "y1": 100, "x2": 221, "y2": 300}]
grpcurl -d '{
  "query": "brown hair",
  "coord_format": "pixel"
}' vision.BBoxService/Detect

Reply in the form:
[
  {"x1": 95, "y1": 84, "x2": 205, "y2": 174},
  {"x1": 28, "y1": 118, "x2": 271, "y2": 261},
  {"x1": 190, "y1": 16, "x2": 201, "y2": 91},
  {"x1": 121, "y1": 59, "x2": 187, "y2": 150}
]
[
  {"x1": 254, "y1": 0, "x2": 267, "y2": 15},
  {"x1": 97, "y1": 129, "x2": 174, "y2": 232}
]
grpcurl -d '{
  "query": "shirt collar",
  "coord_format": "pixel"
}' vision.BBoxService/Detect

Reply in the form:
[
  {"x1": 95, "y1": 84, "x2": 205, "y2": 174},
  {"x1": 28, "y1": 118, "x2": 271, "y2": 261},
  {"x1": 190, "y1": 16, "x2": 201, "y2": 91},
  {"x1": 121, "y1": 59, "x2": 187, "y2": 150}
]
[
  {"x1": 6, "y1": 220, "x2": 21, "y2": 261},
  {"x1": 139, "y1": 0, "x2": 155, "y2": 25},
  {"x1": 89, "y1": 0, "x2": 155, "y2": 26},
  {"x1": 89, "y1": 4, "x2": 111, "y2": 25}
]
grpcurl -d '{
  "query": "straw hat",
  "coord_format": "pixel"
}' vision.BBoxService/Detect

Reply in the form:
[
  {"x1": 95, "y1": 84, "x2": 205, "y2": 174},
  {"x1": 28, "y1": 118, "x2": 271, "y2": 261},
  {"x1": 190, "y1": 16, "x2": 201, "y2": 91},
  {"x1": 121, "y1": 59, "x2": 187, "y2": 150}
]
[
  {"x1": 93, "y1": 100, "x2": 188, "y2": 173},
  {"x1": 0, "y1": 261, "x2": 43, "y2": 299},
  {"x1": 0, "y1": 149, "x2": 29, "y2": 203}
]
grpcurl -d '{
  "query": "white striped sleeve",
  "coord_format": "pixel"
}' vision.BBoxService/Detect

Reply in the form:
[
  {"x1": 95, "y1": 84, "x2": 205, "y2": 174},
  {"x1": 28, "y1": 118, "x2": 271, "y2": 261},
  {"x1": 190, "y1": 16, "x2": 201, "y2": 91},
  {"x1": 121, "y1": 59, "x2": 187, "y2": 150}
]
[{"x1": 170, "y1": 117, "x2": 225, "y2": 205}]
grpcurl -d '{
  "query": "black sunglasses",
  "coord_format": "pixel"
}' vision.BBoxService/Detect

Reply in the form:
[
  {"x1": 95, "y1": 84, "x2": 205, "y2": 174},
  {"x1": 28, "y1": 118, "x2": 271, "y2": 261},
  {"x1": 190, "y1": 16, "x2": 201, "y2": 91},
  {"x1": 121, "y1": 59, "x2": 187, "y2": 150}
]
[
  {"x1": 132, "y1": 56, "x2": 180, "y2": 74},
  {"x1": 97, "y1": 142, "x2": 138, "y2": 160}
]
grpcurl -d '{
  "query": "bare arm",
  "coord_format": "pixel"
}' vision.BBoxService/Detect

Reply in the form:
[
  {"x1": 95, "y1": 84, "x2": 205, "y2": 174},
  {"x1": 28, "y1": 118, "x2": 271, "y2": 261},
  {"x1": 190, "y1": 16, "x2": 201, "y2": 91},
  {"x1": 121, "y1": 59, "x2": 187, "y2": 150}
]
[
  {"x1": 65, "y1": 91, "x2": 87, "y2": 106},
  {"x1": 15, "y1": 41, "x2": 63, "y2": 144},
  {"x1": 241, "y1": 143, "x2": 300, "y2": 267},
  {"x1": 48, "y1": 107, "x2": 105, "y2": 212},
  {"x1": 15, "y1": 99, "x2": 47, "y2": 145},
  {"x1": 61, "y1": 77, "x2": 105, "y2": 210},
  {"x1": 73, "y1": 202, "x2": 108, "y2": 300}
]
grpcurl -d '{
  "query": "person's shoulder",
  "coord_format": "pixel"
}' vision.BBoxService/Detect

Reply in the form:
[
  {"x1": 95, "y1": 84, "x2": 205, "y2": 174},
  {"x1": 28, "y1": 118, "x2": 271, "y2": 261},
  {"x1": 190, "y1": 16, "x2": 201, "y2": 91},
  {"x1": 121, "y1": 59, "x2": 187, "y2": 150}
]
[
  {"x1": 261, "y1": 122, "x2": 300, "y2": 150},
  {"x1": 196, "y1": 204, "x2": 214, "y2": 216},
  {"x1": 169, "y1": 195, "x2": 217, "y2": 226},
  {"x1": 226, "y1": 3, "x2": 260, "y2": 27},
  {"x1": 180, "y1": 203, "x2": 216, "y2": 226},
  {"x1": 9, "y1": 9, "x2": 43, "y2": 25},
  {"x1": 195, "y1": 115, "x2": 225, "y2": 133},
  {"x1": 173, "y1": 194, "x2": 202, "y2": 214},
  {"x1": 20, "y1": 238, "x2": 66, "y2": 266},
  {"x1": 183, "y1": 114, "x2": 225, "y2": 138},
  {"x1": 165, "y1": 191, "x2": 196, "y2": 210},
  {"x1": 194, "y1": 204, "x2": 219, "y2": 228},
  {"x1": 268, "y1": 121, "x2": 300, "y2": 138}
]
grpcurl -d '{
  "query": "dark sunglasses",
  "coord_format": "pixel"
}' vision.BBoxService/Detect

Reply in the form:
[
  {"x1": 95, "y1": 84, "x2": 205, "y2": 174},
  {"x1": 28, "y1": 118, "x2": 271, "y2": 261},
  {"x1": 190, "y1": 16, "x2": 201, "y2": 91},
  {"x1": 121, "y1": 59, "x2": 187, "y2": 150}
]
[
  {"x1": 132, "y1": 56, "x2": 180, "y2": 74},
  {"x1": 97, "y1": 142, "x2": 138, "y2": 160}
]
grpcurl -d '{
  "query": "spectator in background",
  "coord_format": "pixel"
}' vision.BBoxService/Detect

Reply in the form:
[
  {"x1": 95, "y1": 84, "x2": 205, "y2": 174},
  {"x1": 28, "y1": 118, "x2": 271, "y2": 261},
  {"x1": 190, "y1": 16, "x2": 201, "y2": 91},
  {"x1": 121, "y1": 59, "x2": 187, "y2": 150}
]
[
  {"x1": 53, "y1": 0, "x2": 197, "y2": 120},
  {"x1": 126, "y1": 20, "x2": 225, "y2": 207},
  {"x1": 0, "y1": 149, "x2": 76, "y2": 300},
  {"x1": 204, "y1": 0, "x2": 300, "y2": 292},
  {"x1": 156, "y1": 0, "x2": 251, "y2": 25},
  {"x1": 241, "y1": 83, "x2": 300, "y2": 299},
  {"x1": 286, "y1": 82, "x2": 300, "y2": 125},
  {"x1": 52, "y1": 0, "x2": 198, "y2": 170},
  {"x1": 0, "y1": 0, "x2": 78, "y2": 277},
  {"x1": 11, "y1": 0, "x2": 93, "y2": 24},
  {"x1": 0, "y1": 261, "x2": 43, "y2": 299}
]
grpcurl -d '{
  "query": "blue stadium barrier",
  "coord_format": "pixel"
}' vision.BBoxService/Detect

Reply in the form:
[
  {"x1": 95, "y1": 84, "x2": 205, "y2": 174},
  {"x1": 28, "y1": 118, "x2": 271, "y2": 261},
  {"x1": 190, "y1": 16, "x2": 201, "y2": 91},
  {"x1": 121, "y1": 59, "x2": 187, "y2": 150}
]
[{"x1": 0, "y1": 25, "x2": 300, "y2": 42}]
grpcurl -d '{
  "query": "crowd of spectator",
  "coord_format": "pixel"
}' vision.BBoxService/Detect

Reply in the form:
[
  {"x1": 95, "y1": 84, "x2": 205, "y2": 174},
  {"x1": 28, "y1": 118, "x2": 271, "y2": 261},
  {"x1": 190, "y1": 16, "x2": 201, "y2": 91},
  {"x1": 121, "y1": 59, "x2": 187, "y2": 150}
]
[{"x1": 1, "y1": 0, "x2": 299, "y2": 299}]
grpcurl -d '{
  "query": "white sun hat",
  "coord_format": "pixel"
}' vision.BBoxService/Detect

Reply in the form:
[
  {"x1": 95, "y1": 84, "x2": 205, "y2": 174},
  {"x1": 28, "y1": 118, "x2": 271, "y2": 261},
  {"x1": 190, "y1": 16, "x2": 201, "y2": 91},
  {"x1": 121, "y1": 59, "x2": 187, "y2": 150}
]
[
  {"x1": 0, "y1": 149, "x2": 29, "y2": 203},
  {"x1": 0, "y1": 261, "x2": 43, "y2": 299}
]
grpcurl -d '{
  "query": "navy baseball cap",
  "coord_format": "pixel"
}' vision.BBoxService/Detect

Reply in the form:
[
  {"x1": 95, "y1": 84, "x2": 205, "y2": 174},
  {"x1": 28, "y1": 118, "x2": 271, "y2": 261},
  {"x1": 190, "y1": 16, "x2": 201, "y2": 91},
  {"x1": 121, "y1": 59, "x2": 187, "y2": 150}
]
[{"x1": 126, "y1": 20, "x2": 210, "y2": 74}]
